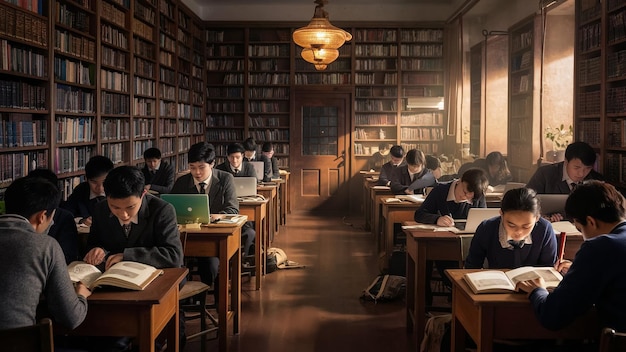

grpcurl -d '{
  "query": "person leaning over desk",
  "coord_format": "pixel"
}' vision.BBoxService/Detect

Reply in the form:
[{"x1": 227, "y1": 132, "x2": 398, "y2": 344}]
[
  {"x1": 376, "y1": 144, "x2": 406, "y2": 186},
  {"x1": 389, "y1": 148, "x2": 436, "y2": 195},
  {"x1": 141, "y1": 147, "x2": 175, "y2": 194},
  {"x1": 464, "y1": 187, "x2": 557, "y2": 269},
  {"x1": 0, "y1": 176, "x2": 90, "y2": 330},
  {"x1": 518, "y1": 181, "x2": 626, "y2": 334}
]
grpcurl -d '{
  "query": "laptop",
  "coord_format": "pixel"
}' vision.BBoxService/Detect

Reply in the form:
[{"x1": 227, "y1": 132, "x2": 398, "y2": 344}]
[
  {"x1": 454, "y1": 207, "x2": 501, "y2": 233},
  {"x1": 233, "y1": 176, "x2": 258, "y2": 198},
  {"x1": 536, "y1": 194, "x2": 569, "y2": 216},
  {"x1": 249, "y1": 161, "x2": 265, "y2": 182},
  {"x1": 160, "y1": 194, "x2": 210, "y2": 224}
]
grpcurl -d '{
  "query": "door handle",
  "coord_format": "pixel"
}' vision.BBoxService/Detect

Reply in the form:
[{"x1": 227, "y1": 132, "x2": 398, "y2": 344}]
[{"x1": 334, "y1": 151, "x2": 345, "y2": 161}]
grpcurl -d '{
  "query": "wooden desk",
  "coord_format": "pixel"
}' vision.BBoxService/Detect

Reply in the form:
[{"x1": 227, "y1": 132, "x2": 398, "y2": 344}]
[
  {"x1": 239, "y1": 199, "x2": 269, "y2": 289},
  {"x1": 370, "y1": 186, "x2": 393, "y2": 238},
  {"x1": 257, "y1": 184, "x2": 278, "y2": 242},
  {"x1": 447, "y1": 269, "x2": 600, "y2": 352},
  {"x1": 279, "y1": 172, "x2": 290, "y2": 224},
  {"x1": 181, "y1": 217, "x2": 246, "y2": 352},
  {"x1": 379, "y1": 199, "x2": 422, "y2": 270},
  {"x1": 404, "y1": 225, "x2": 586, "y2": 348},
  {"x1": 362, "y1": 175, "x2": 378, "y2": 231},
  {"x1": 64, "y1": 268, "x2": 188, "y2": 352}
]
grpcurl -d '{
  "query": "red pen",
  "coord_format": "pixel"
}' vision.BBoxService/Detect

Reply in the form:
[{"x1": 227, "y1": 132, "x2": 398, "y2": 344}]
[{"x1": 557, "y1": 231, "x2": 567, "y2": 263}]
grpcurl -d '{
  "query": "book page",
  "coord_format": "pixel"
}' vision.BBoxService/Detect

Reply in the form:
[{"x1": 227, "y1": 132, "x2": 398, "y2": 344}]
[
  {"x1": 551, "y1": 221, "x2": 580, "y2": 234},
  {"x1": 402, "y1": 224, "x2": 460, "y2": 232},
  {"x1": 216, "y1": 214, "x2": 244, "y2": 224},
  {"x1": 68, "y1": 261, "x2": 102, "y2": 288},
  {"x1": 506, "y1": 266, "x2": 563, "y2": 288},
  {"x1": 463, "y1": 270, "x2": 516, "y2": 293},
  {"x1": 95, "y1": 261, "x2": 161, "y2": 290},
  {"x1": 395, "y1": 194, "x2": 425, "y2": 203}
]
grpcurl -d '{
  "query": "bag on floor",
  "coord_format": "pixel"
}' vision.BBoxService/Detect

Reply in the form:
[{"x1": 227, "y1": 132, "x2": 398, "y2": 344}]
[
  {"x1": 360, "y1": 274, "x2": 406, "y2": 302},
  {"x1": 267, "y1": 247, "x2": 306, "y2": 272}
]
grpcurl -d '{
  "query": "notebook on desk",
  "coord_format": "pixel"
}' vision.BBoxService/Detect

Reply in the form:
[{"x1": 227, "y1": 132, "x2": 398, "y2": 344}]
[
  {"x1": 160, "y1": 194, "x2": 210, "y2": 225},
  {"x1": 233, "y1": 176, "x2": 258, "y2": 197},
  {"x1": 536, "y1": 194, "x2": 569, "y2": 216},
  {"x1": 453, "y1": 208, "x2": 501, "y2": 233}
]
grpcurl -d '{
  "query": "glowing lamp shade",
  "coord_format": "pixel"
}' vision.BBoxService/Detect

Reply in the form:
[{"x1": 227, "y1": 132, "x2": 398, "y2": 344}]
[
  {"x1": 300, "y1": 48, "x2": 339, "y2": 71},
  {"x1": 292, "y1": 0, "x2": 352, "y2": 70}
]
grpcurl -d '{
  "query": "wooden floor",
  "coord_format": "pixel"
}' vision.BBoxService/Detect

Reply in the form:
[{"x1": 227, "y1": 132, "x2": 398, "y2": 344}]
[{"x1": 184, "y1": 212, "x2": 415, "y2": 352}]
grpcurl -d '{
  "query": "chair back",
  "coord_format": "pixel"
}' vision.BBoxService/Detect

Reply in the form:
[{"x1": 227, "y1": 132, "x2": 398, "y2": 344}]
[
  {"x1": 0, "y1": 318, "x2": 53, "y2": 352},
  {"x1": 599, "y1": 327, "x2": 626, "y2": 352}
]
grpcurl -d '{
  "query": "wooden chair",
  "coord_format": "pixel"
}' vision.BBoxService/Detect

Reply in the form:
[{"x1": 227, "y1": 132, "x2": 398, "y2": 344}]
[
  {"x1": 0, "y1": 318, "x2": 54, "y2": 352},
  {"x1": 179, "y1": 232, "x2": 218, "y2": 352},
  {"x1": 599, "y1": 327, "x2": 626, "y2": 352}
]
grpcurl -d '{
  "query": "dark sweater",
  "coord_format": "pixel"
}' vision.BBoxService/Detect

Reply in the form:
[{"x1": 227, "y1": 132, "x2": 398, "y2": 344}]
[{"x1": 414, "y1": 181, "x2": 486, "y2": 224}]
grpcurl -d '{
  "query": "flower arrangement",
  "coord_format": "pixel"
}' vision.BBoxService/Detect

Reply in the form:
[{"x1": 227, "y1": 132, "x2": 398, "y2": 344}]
[{"x1": 545, "y1": 124, "x2": 573, "y2": 151}]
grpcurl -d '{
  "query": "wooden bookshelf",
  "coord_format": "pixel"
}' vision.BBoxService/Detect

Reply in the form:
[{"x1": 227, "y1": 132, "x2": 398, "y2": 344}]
[
  {"x1": 577, "y1": 0, "x2": 626, "y2": 185},
  {"x1": 508, "y1": 15, "x2": 542, "y2": 182},
  {"x1": 469, "y1": 42, "x2": 483, "y2": 155}
]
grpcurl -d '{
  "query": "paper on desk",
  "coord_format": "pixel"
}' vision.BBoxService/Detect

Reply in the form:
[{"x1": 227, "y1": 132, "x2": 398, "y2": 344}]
[{"x1": 402, "y1": 224, "x2": 460, "y2": 232}]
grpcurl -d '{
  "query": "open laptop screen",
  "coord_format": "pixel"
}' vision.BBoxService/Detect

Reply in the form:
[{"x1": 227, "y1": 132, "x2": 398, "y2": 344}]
[
  {"x1": 249, "y1": 161, "x2": 264, "y2": 181},
  {"x1": 233, "y1": 177, "x2": 258, "y2": 197},
  {"x1": 160, "y1": 194, "x2": 210, "y2": 224}
]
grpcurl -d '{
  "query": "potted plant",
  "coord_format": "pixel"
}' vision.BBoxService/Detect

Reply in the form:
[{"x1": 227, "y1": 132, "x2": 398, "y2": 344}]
[{"x1": 545, "y1": 124, "x2": 573, "y2": 162}]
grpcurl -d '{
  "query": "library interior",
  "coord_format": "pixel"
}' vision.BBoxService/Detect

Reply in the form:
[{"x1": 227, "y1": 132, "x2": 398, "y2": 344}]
[{"x1": 1, "y1": 0, "x2": 625, "y2": 351}]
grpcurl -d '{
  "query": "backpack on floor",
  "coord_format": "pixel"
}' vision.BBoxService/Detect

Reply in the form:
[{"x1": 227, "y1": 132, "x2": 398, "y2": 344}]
[
  {"x1": 360, "y1": 274, "x2": 406, "y2": 302},
  {"x1": 266, "y1": 247, "x2": 305, "y2": 273}
]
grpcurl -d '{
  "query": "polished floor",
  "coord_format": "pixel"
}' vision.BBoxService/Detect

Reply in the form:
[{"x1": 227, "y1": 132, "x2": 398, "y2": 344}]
[{"x1": 184, "y1": 212, "x2": 415, "y2": 352}]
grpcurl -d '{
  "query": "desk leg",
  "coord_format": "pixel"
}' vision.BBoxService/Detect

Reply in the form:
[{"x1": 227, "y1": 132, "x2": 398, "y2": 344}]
[
  {"x1": 254, "y1": 214, "x2": 262, "y2": 290},
  {"x1": 218, "y1": 241, "x2": 229, "y2": 351},
  {"x1": 416, "y1": 243, "x2": 427, "y2": 347},
  {"x1": 232, "y1": 247, "x2": 241, "y2": 336},
  {"x1": 165, "y1": 307, "x2": 179, "y2": 352},
  {"x1": 406, "y1": 238, "x2": 416, "y2": 334}
]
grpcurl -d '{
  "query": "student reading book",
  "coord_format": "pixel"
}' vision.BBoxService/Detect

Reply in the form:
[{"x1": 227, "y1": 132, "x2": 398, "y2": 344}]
[
  {"x1": 68, "y1": 261, "x2": 163, "y2": 291},
  {"x1": 463, "y1": 266, "x2": 563, "y2": 294}
]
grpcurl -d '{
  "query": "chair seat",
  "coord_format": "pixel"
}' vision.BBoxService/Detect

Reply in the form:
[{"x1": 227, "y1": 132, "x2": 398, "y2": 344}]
[{"x1": 180, "y1": 280, "x2": 209, "y2": 300}]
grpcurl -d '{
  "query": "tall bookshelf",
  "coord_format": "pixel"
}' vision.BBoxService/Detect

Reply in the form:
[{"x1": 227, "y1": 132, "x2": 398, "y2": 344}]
[
  {"x1": 0, "y1": 0, "x2": 50, "y2": 187},
  {"x1": 508, "y1": 15, "x2": 541, "y2": 182},
  {"x1": 469, "y1": 42, "x2": 483, "y2": 155},
  {"x1": 576, "y1": 0, "x2": 626, "y2": 185},
  {"x1": 157, "y1": 0, "x2": 177, "y2": 169},
  {"x1": 189, "y1": 14, "x2": 205, "y2": 169},
  {"x1": 53, "y1": 0, "x2": 97, "y2": 195}
]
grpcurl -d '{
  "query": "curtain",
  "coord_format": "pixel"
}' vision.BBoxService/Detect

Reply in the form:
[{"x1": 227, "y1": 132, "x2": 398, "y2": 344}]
[{"x1": 443, "y1": 18, "x2": 463, "y2": 153}]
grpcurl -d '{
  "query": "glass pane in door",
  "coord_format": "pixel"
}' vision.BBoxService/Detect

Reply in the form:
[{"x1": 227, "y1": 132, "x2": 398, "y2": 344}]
[{"x1": 301, "y1": 106, "x2": 338, "y2": 156}]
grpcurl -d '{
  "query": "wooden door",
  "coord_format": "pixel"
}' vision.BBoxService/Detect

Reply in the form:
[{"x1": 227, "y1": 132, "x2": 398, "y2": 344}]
[{"x1": 291, "y1": 90, "x2": 351, "y2": 212}]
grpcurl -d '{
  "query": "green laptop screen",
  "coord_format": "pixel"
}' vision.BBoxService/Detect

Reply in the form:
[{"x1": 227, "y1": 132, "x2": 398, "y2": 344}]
[{"x1": 160, "y1": 194, "x2": 210, "y2": 224}]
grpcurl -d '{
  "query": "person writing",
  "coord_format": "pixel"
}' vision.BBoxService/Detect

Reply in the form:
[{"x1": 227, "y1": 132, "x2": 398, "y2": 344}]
[
  {"x1": 464, "y1": 187, "x2": 557, "y2": 269},
  {"x1": 376, "y1": 145, "x2": 406, "y2": 187},
  {"x1": 389, "y1": 149, "x2": 436, "y2": 195},
  {"x1": 259, "y1": 141, "x2": 281, "y2": 180},
  {"x1": 368, "y1": 143, "x2": 391, "y2": 172},
  {"x1": 141, "y1": 147, "x2": 175, "y2": 194},
  {"x1": 0, "y1": 176, "x2": 90, "y2": 330},
  {"x1": 457, "y1": 151, "x2": 512, "y2": 187},
  {"x1": 517, "y1": 181, "x2": 626, "y2": 333}
]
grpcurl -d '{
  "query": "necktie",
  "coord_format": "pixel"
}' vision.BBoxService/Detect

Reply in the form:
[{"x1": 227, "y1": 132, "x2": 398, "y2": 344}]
[
  {"x1": 570, "y1": 182, "x2": 579, "y2": 191},
  {"x1": 198, "y1": 182, "x2": 206, "y2": 194},
  {"x1": 122, "y1": 223, "x2": 131, "y2": 237},
  {"x1": 234, "y1": 168, "x2": 239, "y2": 174},
  {"x1": 508, "y1": 240, "x2": 524, "y2": 268}
]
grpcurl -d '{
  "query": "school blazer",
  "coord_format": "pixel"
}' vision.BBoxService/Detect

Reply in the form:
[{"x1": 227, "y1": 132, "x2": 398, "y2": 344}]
[
  {"x1": 141, "y1": 161, "x2": 175, "y2": 194},
  {"x1": 215, "y1": 161, "x2": 256, "y2": 178},
  {"x1": 414, "y1": 181, "x2": 486, "y2": 224},
  {"x1": 60, "y1": 182, "x2": 103, "y2": 219},
  {"x1": 389, "y1": 166, "x2": 436, "y2": 195},
  {"x1": 86, "y1": 193, "x2": 183, "y2": 269},
  {"x1": 526, "y1": 161, "x2": 604, "y2": 194},
  {"x1": 170, "y1": 169, "x2": 239, "y2": 215},
  {"x1": 244, "y1": 155, "x2": 272, "y2": 182}
]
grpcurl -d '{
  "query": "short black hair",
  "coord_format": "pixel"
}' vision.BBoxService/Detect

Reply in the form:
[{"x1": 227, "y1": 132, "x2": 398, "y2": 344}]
[
  {"x1": 103, "y1": 166, "x2": 145, "y2": 199},
  {"x1": 460, "y1": 168, "x2": 489, "y2": 199},
  {"x1": 85, "y1": 155, "x2": 114, "y2": 180},
  {"x1": 5, "y1": 176, "x2": 60, "y2": 219},
  {"x1": 27, "y1": 168, "x2": 59, "y2": 189},
  {"x1": 143, "y1": 147, "x2": 162, "y2": 160},
  {"x1": 486, "y1": 151, "x2": 505, "y2": 168},
  {"x1": 405, "y1": 149, "x2": 425, "y2": 166},
  {"x1": 188, "y1": 142, "x2": 216, "y2": 164},
  {"x1": 565, "y1": 141, "x2": 596, "y2": 166},
  {"x1": 389, "y1": 145, "x2": 404, "y2": 158},
  {"x1": 262, "y1": 142, "x2": 273, "y2": 153},
  {"x1": 243, "y1": 138, "x2": 257, "y2": 152},
  {"x1": 425, "y1": 155, "x2": 441, "y2": 170},
  {"x1": 565, "y1": 180, "x2": 626, "y2": 226},
  {"x1": 227, "y1": 143, "x2": 245, "y2": 155},
  {"x1": 501, "y1": 187, "x2": 540, "y2": 216}
]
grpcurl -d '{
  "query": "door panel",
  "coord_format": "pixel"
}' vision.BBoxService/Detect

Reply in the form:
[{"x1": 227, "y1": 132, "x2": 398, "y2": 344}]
[{"x1": 292, "y1": 90, "x2": 351, "y2": 212}]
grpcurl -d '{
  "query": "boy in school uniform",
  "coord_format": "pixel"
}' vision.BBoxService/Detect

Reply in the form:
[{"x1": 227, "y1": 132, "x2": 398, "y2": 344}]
[
  {"x1": 457, "y1": 151, "x2": 512, "y2": 187},
  {"x1": 389, "y1": 149, "x2": 436, "y2": 195},
  {"x1": 518, "y1": 181, "x2": 626, "y2": 333},
  {"x1": 243, "y1": 137, "x2": 272, "y2": 182},
  {"x1": 259, "y1": 141, "x2": 281, "y2": 180},
  {"x1": 216, "y1": 142, "x2": 257, "y2": 178},
  {"x1": 170, "y1": 142, "x2": 240, "y2": 288},
  {"x1": 0, "y1": 176, "x2": 91, "y2": 330},
  {"x1": 376, "y1": 145, "x2": 406, "y2": 187},
  {"x1": 141, "y1": 147, "x2": 175, "y2": 194},
  {"x1": 27, "y1": 168, "x2": 80, "y2": 264},
  {"x1": 61, "y1": 155, "x2": 114, "y2": 227},
  {"x1": 526, "y1": 141, "x2": 603, "y2": 195}
]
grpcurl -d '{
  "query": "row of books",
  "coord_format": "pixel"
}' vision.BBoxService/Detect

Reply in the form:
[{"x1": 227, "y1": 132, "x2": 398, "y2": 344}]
[
  {"x1": 133, "y1": 118, "x2": 154, "y2": 138},
  {"x1": 0, "y1": 150, "x2": 47, "y2": 184},
  {"x1": 400, "y1": 58, "x2": 443, "y2": 71},
  {"x1": 101, "y1": 118, "x2": 129, "y2": 141},
  {"x1": 606, "y1": 87, "x2": 626, "y2": 114},
  {"x1": 579, "y1": 22, "x2": 601, "y2": 53},
  {"x1": 133, "y1": 97, "x2": 155, "y2": 116},
  {"x1": 134, "y1": 1, "x2": 155, "y2": 26},
  {"x1": 207, "y1": 114, "x2": 239, "y2": 127},
  {"x1": 249, "y1": 116, "x2": 286, "y2": 128},
  {"x1": 248, "y1": 45, "x2": 290, "y2": 57},
  {"x1": 55, "y1": 116, "x2": 93, "y2": 144},
  {"x1": 158, "y1": 118, "x2": 176, "y2": 136},
  {"x1": 355, "y1": 72, "x2": 397, "y2": 85},
  {"x1": 134, "y1": 39, "x2": 155, "y2": 60},
  {"x1": 205, "y1": 129, "x2": 243, "y2": 141},
  {"x1": 511, "y1": 30, "x2": 532, "y2": 52},
  {"x1": 608, "y1": 9, "x2": 626, "y2": 44},
  {"x1": 101, "y1": 142, "x2": 124, "y2": 164},
  {"x1": 0, "y1": 80, "x2": 46, "y2": 110},
  {"x1": 206, "y1": 101, "x2": 243, "y2": 113},
  {"x1": 177, "y1": 102, "x2": 190, "y2": 118},
  {"x1": 1, "y1": 40, "x2": 47, "y2": 78},
  {"x1": 0, "y1": 117, "x2": 46, "y2": 147},
  {"x1": 250, "y1": 129, "x2": 288, "y2": 141},
  {"x1": 54, "y1": 29, "x2": 96, "y2": 61},
  {"x1": 294, "y1": 73, "x2": 351, "y2": 85},
  {"x1": 134, "y1": 77, "x2": 155, "y2": 96},
  {"x1": 355, "y1": 59, "x2": 396, "y2": 71},
  {"x1": 399, "y1": 44, "x2": 443, "y2": 57},
  {"x1": 355, "y1": 114, "x2": 397, "y2": 125},
  {"x1": 578, "y1": 56, "x2": 601, "y2": 84},
  {"x1": 133, "y1": 139, "x2": 154, "y2": 159},
  {"x1": 354, "y1": 29, "x2": 397, "y2": 42},
  {"x1": 355, "y1": 128, "x2": 394, "y2": 140},
  {"x1": 5, "y1": 0, "x2": 44, "y2": 15},
  {"x1": 249, "y1": 101, "x2": 288, "y2": 113},
  {"x1": 55, "y1": 1, "x2": 91, "y2": 32},
  {"x1": 400, "y1": 127, "x2": 444, "y2": 141},
  {"x1": 159, "y1": 100, "x2": 176, "y2": 117},
  {"x1": 0, "y1": 3, "x2": 48, "y2": 46},
  {"x1": 400, "y1": 112, "x2": 444, "y2": 125},
  {"x1": 101, "y1": 91, "x2": 129, "y2": 115},
  {"x1": 54, "y1": 145, "x2": 92, "y2": 174},
  {"x1": 578, "y1": 120, "x2": 601, "y2": 147},
  {"x1": 356, "y1": 87, "x2": 397, "y2": 98},
  {"x1": 101, "y1": 1, "x2": 126, "y2": 28},
  {"x1": 606, "y1": 152, "x2": 626, "y2": 184},
  {"x1": 355, "y1": 45, "x2": 398, "y2": 57},
  {"x1": 101, "y1": 24, "x2": 128, "y2": 50},
  {"x1": 401, "y1": 72, "x2": 443, "y2": 85},
  {"x1": 206, "y1": 45, "x2": 243, "y2": 58},
  {"x1": 355, "y1": 100, "x2": 398, "y2": 112},
  {"x1": 103, "y1": 46, "x2": 127, "y2": 71},
  {"x1": 400, "y1": 142, "x2": 440, "y2": 154},
  {"x1": 133, "y1": 20, "x2": 154, "y2": 41},
  {"x1": 206, "y1": 87, "x2": 243, "y2": 98},
  {"x1": 54, "y1": 57, "x2": 94, "y2": 85},
  {"x1": 100, "y1": 70, "x2": 128, "y2": 92}
]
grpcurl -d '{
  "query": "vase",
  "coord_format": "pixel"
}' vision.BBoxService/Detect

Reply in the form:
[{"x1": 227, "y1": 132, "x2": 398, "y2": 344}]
[{"x1": 546, "y1": 150, "x2": 565, "y2": 163}]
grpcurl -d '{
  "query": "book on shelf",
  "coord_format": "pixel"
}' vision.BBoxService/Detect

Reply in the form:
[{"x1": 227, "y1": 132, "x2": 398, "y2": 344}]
[
  {"x1": 68, "y1": 261, "x2": 163, "y2": 291},
  {"x1": 463, "y1": 266, "x2": 563, "y2": 294}
]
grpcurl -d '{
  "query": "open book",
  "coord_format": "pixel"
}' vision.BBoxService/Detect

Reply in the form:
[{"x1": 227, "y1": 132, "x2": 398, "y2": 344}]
[
  {"x1": 463, "y1": 266, "x2": 563, "y2": 294},
  {"x1": 68, "y1": 261, "x2": 164, "y2": 291},
  {"x1": 402, "y1": 224, "x2": 460, "y2": 232}
]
